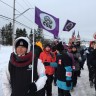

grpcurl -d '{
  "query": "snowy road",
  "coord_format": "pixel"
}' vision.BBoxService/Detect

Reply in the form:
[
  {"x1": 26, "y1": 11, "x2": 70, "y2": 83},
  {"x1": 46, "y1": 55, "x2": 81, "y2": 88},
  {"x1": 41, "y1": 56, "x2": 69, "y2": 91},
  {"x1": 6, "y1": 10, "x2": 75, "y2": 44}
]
[{"x1": 0, "y1": 46, "x2": 95, "y2": 96}]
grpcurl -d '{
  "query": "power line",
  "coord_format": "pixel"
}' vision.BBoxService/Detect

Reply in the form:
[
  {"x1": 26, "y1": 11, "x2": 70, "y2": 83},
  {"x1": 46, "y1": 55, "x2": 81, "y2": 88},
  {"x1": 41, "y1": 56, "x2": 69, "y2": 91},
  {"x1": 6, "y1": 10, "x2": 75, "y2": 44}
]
[
  {"x1": 0, "y1": 0, "x2": 33, "y2": 24},
  {"x1": 0, "y1": 15, "x2": 32, "y2": 30},
  {"x1": 16, "y1": 0, "x2": 25, "y2": 10},
  {"x1": 23, "y1": 0, "x2": 32, "y2": 8},
  {"x1": 0, "y1": 0, "x2": 13, "y2": 9},
  {"x1": 25, "y1": 0, "x2": 33, "y2": 8},
  {"x1": 15, "y1": 1, "x2": 34, "y2": 19}
]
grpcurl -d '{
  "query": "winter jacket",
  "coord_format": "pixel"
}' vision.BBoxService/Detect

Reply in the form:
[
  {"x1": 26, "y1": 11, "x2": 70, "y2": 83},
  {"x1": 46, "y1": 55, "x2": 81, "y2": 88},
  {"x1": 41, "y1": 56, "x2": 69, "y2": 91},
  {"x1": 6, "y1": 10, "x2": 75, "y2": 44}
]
[
  {"x1": 91, "y1": 49, "x2": 96, "y2": 68},
  {"x1": 86, "y1": 47, "x2": 94, "y2": 64},
  {"x1": 71, "y1": 51, "x2": 81, "y2": 71},
  {"x1": 48, "y1": 52, "x2": 73, "y2": 90},
  {"x1": 39, "y1": 51, "x2": 56, "y2": 75},
  {"x1": 56, "y1": 52, "x2": 73, "y2": 90},
  {"x1": 2, "y1": 37, "x2": 47, "y2": 96}
]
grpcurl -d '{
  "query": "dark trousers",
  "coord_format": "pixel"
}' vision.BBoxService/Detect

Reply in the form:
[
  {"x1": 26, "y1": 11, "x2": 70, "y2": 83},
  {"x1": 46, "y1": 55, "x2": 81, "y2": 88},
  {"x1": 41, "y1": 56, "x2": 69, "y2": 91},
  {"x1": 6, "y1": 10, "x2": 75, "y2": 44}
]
[
  {"x1": 58, "y1": 88, "x2": 71, "y2": 96},
  {"x1": 36, "y1": 88, "x2": 45, "y2": 96},
  {"x1": 72, "y1": 71, "x2": 78, "y2": 87},
  {"x1": 45, "y1": 75, "x2": 53, "y2": 96},
  {"x1": 87, "y1": 62, "x2": 95, "y2": 82},
  {"x1": 53, "y1": 68, "x2": 57, "y2": 85},
  {"x1": 80, "y1": 59, "x2": 86, "y2": 69}
]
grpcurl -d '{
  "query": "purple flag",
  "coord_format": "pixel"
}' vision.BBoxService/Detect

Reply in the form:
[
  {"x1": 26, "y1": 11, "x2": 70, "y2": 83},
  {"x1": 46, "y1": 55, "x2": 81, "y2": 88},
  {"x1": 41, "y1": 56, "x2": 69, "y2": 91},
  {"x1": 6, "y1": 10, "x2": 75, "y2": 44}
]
[
  {"x1": 63, "y1": 20, "x2": 76, "y2": 31},
  {"x1": 35, "y1": 7, "x2": 59, "y2": 36}
]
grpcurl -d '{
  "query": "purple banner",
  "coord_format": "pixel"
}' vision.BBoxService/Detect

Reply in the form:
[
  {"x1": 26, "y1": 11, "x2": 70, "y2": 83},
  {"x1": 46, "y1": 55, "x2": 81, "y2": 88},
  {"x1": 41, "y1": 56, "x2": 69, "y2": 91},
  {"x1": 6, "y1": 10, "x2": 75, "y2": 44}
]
[
  {"x1": 63, "y1": 20, "x2": 76, "y2": 31},
  {"x1": 35, "y1": 7, "x2": 59, "y2": 36}
]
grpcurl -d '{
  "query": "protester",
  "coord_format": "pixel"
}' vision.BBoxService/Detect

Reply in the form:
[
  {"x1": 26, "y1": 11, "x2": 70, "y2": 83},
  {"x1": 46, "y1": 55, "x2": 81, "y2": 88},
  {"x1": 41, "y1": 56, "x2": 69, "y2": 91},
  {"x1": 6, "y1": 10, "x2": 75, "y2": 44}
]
[
  {"x1": 90, "y1": 42, "x2": 96, "y2": 94},
  {"x1": 86, "y1": 41, "x2": 95, "y2": 87},
  {"x1": 2, "y1": 36, "x2": 47, "y2": 96},
  {"x1": 71, "y1": 45, "x2": 82, "y2": 88},
  {"x1": 39, "y1": 43, "x2": 56, "y2": 96}
]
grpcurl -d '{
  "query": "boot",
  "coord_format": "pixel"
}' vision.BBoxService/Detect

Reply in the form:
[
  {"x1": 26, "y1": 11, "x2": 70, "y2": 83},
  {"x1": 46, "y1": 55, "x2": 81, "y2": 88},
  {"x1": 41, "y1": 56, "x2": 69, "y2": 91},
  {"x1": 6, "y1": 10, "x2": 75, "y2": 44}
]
[{"x1": 90, "y1": 81, "x2": 93, "y2": 88}]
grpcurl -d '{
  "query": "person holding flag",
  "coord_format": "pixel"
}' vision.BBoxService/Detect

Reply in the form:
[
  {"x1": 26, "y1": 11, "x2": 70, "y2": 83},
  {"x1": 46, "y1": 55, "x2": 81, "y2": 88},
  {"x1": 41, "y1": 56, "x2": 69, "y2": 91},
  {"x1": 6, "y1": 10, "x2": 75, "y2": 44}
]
[{"x1": 2, "y1": 36, "x2": 47, "y2": 96}]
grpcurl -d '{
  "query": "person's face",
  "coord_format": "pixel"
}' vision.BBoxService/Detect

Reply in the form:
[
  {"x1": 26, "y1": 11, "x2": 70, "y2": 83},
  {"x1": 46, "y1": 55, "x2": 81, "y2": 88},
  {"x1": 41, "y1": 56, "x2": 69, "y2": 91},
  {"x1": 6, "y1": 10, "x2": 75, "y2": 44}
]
[
  {"x1": 16, "y1": 46, "x2": 27, "y2": 55},
  {"x1": 72, "y1": 47, "x2": 77, "y2": 52},
  {"x1": 45, "y1": 46, "x2": 51, "y2": 52}
]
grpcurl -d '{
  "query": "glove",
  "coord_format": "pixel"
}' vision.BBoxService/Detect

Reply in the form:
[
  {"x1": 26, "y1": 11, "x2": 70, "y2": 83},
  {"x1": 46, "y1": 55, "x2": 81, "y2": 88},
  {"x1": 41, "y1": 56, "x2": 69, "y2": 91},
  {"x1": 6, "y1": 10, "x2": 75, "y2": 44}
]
[
  {"x1": 66, "y1": 81, "x2": 71, "y2": 87},
  {"x1": 43, "y1": 62, "x2": 50, "y2": 66},
  {"x1": 26, "y1": 83, "x2": 37, "y2": 96},
  {"x1": 74, "y1": 57, "x2": 78, "y2": 61}
]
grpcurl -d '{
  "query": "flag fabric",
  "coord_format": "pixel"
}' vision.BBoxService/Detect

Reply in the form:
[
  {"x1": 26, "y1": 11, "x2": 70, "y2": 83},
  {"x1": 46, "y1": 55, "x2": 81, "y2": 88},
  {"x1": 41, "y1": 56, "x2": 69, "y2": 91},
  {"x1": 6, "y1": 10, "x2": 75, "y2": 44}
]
[
  {"x1": 54, "y1": 35, "x2": 58, "y2": 39},
  {"x1": 63, "y1": 20, "x2": 76, "y2": 31},
  {"x1": 35, "y1": 7, "x2": 59, "y2": 36}
]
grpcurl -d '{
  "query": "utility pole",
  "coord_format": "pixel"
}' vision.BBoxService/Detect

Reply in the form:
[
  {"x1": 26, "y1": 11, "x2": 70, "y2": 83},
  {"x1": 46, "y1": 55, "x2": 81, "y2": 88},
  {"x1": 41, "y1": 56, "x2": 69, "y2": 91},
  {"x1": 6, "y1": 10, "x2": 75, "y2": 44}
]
[{"x1": 12, "y1": 0, "x2": 16, "y2": 50}]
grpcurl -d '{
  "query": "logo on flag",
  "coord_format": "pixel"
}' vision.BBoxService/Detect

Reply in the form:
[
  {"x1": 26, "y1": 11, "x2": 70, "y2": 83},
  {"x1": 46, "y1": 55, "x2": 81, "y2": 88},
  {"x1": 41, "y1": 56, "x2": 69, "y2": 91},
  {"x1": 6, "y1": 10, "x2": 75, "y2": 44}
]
[
  {"x1": 35, "y1": 7, "x2": 59, "y2": 36},
  {"x1": 63, "y1": 20, "x2": 76, "y2": 31}
]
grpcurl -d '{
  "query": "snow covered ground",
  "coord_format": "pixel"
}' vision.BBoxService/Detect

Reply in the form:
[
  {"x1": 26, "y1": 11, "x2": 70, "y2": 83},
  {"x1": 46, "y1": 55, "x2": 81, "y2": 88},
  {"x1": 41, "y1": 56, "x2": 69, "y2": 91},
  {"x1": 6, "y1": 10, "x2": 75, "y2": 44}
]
[{"x1": 0, "y1": 45, "x2": 95, "y2": 96}]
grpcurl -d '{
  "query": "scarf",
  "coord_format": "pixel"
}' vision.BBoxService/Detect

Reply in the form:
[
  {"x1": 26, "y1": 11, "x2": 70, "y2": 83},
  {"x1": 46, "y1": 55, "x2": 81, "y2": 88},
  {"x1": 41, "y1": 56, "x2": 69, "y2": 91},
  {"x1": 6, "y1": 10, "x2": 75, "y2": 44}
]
[{"x1": 10, "y1": 52, "x2": 32, "y2": 67}]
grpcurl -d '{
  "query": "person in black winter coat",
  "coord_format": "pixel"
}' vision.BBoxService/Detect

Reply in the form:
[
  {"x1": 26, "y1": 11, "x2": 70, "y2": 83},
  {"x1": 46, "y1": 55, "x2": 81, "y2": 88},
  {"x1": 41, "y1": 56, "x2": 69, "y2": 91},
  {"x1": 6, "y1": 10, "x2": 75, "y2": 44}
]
[
  {"x1": 2, "y1": 37, "x2": 47, "y2": 96},
  {"x1": 86, "y1": 41, "x2": 95, "y2": 87},
  {"x1": 90, "y1": 43, "x2": 96, "y2": 92}
]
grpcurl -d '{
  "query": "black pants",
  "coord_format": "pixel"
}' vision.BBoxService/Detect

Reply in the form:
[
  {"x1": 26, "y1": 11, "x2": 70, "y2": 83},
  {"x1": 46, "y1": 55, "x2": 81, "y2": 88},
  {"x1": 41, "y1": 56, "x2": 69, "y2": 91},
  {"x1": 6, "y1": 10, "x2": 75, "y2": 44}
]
[
  {"x1": 45, "y1": 75, "x2": 53, "y2": 96},
  {"x1": 87, "y1": 63, "x2": 95, "y2": 82},
  {"x1": 58, "y1": 88, "x2": 71, "y2": 96},
  {"x1": 53, "y1": 68, "x2": 57, "y2": 85},
  {"x1": 36, "y1": 88, "x2": 45, "y2": 96},
  {"x1": 72, "y1": 71, "x2": 78, "y2": 87}
]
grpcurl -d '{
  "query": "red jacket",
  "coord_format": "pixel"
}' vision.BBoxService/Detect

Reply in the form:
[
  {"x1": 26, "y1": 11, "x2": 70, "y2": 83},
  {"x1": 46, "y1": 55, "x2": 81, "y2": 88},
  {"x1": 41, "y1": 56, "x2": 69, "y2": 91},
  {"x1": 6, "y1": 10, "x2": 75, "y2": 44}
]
[{"x1": 39, "y1": 51, "x2": 56, "y2": 75}]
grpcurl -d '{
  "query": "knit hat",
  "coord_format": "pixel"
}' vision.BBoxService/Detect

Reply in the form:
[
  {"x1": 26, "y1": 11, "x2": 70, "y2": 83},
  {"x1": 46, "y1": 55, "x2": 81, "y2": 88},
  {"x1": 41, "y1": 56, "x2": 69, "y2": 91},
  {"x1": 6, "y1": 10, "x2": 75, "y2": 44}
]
[
  {"x1": 56, "y1": 42, "x2": 64, "y2": 52},
  {"x1": 44, "y1": 43, "x2": 51, "y2": 48},
  {"x1": 15, "y1": 39, "x2": 28, "y2": 48}
]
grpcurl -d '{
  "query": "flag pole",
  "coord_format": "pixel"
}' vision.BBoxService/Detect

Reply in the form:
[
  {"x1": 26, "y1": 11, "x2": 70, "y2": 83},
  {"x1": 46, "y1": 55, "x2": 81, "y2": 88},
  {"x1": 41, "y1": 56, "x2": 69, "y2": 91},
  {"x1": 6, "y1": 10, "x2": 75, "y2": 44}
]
[
  {"x1": 12, "y1": 0, "x2": 16, "y2": 51},
  {"x1": 32, "y1": 29, "x2": 35, "y2": 82},
  {"x1": 31, "y1": 7, "x2": 35, "y2": 83}
]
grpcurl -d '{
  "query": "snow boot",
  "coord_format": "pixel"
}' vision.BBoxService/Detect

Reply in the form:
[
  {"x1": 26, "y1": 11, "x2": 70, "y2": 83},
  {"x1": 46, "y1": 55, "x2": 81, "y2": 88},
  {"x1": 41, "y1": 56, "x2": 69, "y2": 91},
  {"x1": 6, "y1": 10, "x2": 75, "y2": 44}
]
[{"x1": 90, "y1": 81, "x2": 93, "y2": 88}]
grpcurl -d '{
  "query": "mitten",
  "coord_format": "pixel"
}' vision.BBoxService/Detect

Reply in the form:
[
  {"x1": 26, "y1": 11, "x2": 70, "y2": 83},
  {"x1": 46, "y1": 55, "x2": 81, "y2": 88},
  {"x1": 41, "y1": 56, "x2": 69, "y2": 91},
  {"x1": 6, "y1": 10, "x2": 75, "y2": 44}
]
[
  {"x1": 43, "y1": 62, "x2": 50, "y2": 66},
  {"x1": 26, "y1": 83, "x2": 37, "y2": 96}
]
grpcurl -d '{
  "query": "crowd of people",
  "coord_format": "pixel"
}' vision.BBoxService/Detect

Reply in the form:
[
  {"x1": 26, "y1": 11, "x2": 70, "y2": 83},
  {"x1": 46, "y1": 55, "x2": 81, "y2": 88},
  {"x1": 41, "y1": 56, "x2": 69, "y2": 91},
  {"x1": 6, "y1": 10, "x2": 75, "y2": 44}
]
[{"x1": 2, "y1": 36, "x2": 96, "y2": 96}]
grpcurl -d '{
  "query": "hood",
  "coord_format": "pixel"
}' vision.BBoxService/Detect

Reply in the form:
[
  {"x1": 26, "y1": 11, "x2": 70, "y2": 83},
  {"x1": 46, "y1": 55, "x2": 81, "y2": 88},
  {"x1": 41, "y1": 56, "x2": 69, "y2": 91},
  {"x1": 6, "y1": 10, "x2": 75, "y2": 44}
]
[{"x1": 14, "y1": 37, "x2": 31, "y2": 53}]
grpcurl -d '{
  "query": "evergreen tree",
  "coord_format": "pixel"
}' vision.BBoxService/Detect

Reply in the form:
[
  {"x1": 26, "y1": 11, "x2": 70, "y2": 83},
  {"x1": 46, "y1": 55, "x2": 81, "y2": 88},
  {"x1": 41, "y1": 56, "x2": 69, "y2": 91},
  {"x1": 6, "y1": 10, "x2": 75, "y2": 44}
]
[
  {"x1": 1, "y1": 22, "x2": 13, "y2": 45},
  {"x1": 16, "y1": 28, "x2": 27, "y2": 38},
  {"x1": 29, "y1": 26, "x2": 44, "y2": 43},
  {"x1": 1, "y1": 26, "x2": 6, "y2": 45}
]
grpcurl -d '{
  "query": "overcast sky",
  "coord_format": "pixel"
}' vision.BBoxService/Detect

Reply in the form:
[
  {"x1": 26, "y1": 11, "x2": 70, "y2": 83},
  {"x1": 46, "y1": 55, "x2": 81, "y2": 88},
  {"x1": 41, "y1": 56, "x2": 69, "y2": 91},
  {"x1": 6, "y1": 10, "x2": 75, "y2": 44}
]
[{"x1": 0, "y1": 0, "x2": 96, "y2": 41}]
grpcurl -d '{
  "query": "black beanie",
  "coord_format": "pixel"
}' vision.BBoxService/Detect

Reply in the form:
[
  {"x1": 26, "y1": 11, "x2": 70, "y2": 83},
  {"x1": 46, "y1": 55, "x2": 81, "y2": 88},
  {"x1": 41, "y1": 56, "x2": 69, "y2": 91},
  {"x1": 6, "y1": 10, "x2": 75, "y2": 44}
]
[
  {"x1": 56, "y1": 42, "x2": 64, "y2": 52},
  {"x1": 15, "y1": 39, "x2": 28, "y2": 48},
  {"x1": 44, "y1": 43, "x2": 51, "y2": 48}
]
